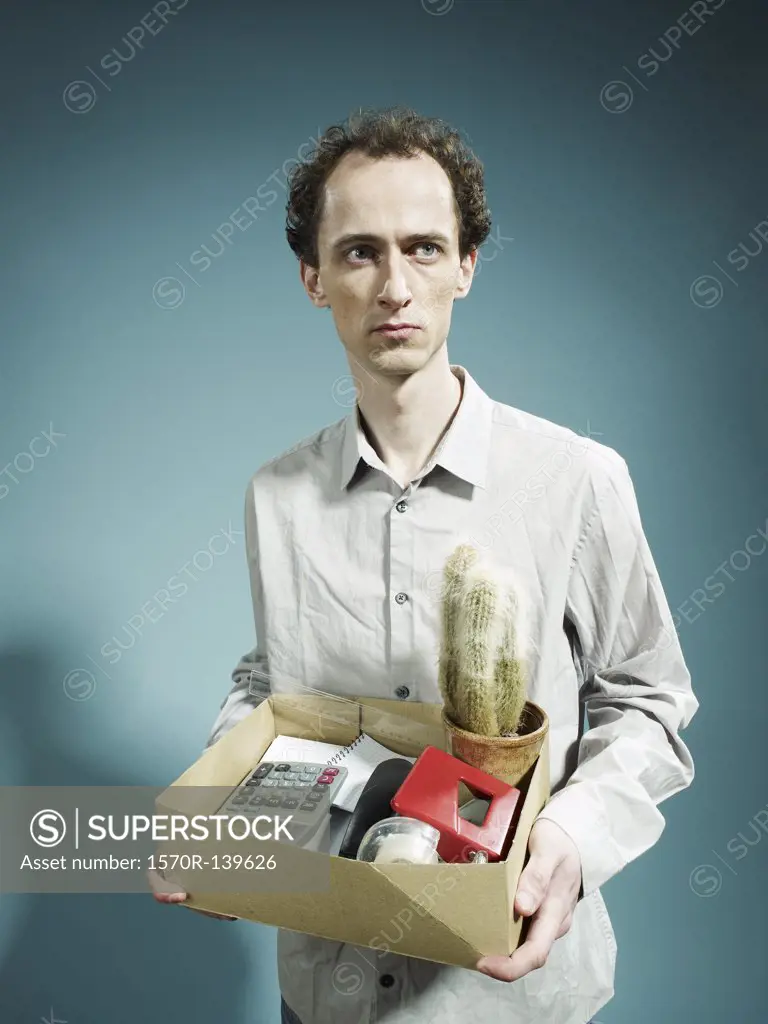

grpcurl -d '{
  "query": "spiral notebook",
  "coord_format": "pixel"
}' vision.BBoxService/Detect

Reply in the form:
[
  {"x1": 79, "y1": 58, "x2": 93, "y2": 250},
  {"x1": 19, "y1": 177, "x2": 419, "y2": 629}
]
[{"x1": 261, "y1": 732, "x2": 416, "y2": 813}]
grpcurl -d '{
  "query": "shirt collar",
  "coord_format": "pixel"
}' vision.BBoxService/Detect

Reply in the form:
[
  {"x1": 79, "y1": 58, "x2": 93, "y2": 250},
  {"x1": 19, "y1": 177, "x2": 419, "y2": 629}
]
[{"x1": 339, "y1": 364, "x2": 494, "y2": 491}]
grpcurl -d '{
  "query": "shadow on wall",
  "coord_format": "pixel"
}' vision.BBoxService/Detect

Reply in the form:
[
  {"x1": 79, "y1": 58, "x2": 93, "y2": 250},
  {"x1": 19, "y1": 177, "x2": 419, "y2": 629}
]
[{"x1": 0, "y1": 644, "x2": 262, "y2": 1024}]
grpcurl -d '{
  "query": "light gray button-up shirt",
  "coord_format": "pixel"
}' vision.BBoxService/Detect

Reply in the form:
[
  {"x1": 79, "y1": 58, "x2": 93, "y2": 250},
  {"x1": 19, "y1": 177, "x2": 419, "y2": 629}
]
[{"x1": 205, "y1": 363, "x2": 698, "y2": 1024}]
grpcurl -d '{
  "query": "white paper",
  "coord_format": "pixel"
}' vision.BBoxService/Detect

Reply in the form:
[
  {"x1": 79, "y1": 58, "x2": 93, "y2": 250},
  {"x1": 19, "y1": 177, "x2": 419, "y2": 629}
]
[{"x1": 262, "y1": 732, "x2": 416, "y2": 812}]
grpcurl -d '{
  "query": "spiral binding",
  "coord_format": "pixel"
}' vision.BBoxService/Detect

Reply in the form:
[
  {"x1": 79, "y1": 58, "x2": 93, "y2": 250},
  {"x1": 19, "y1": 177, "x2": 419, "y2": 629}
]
[{"x1": 325, "y1": 732, "x2": 365, "y2": 766}]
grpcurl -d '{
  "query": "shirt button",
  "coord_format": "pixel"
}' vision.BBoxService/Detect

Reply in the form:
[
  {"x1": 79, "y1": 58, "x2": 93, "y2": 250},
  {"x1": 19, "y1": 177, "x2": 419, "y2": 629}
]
[
  {"x1": 395, "y1": 500, "x2": 408, "y2": 513},
  {"x1": 379, "y1": 973, "x2": 395, "y2": 987},
  {"x1": 394, "y1": 592, "x2": 408, "y2": 604},
  {"x1": 395, "y1": 685, "x2": 410, "y2": 700}
]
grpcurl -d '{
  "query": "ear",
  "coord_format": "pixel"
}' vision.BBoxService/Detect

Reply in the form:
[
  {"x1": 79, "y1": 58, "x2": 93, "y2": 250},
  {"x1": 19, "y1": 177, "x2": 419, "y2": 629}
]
[
  {"x1": 299, "y1": 259, "x2": 330, "y2": 309},
  {"x1": 454, "y1": 248, "x2": 478, "y2": 301}
]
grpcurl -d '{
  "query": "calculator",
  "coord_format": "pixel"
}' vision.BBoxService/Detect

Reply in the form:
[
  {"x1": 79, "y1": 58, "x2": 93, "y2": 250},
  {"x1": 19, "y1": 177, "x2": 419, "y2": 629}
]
[{"x1": 217, "y1": 761, "x2": 349, "y2": 851}]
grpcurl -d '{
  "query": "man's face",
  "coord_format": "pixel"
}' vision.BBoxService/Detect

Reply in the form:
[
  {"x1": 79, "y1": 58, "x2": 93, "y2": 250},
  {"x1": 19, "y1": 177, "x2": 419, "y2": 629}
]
[{"x1": 300, "y1": 150, "x2": 477, "y2": 379}]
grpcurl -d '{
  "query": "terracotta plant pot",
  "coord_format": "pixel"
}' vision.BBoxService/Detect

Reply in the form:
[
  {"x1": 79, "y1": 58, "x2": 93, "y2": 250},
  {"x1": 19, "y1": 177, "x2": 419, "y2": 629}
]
[{"x1": 441, "y1": 700, "x2": 549, "y2": 787}]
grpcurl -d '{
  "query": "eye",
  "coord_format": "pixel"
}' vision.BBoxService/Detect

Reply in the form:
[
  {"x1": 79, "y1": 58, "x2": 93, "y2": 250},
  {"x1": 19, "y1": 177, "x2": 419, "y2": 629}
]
[
  {"x1": 345, "y1": 245, "x2": 374, "y2": 262},
  {"x1": 414, "y1": 242, "x2": 443, "y2": 258}
]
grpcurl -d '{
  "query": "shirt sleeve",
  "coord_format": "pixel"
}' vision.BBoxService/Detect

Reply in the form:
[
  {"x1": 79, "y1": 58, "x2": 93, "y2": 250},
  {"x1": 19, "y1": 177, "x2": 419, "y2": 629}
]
[
  {"x1": 535, "y1": 452, "x2": 699, "y2": 896},
  {"x1": 203, "y1": 479, "x2": 271, "y2": 751},
  {"x1": 203, "y1": 645, "x2": 270, "y2": 751}
]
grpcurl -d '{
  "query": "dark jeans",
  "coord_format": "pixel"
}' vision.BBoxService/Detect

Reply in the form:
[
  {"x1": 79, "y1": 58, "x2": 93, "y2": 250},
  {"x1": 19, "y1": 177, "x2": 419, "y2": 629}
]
[{"x1": 280, "y1": 994, "x2": 595, "y2": 1023}]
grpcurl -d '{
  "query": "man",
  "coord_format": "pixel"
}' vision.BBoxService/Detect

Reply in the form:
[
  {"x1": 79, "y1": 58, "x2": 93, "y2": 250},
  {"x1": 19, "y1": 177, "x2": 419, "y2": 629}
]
[{"x1": 151, "y1": 106, "x2": 698, "y2": 1024}]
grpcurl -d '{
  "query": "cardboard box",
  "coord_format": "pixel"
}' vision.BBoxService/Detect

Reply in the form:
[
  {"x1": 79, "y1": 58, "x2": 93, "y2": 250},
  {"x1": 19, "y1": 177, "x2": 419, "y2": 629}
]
[{"x1": 157, "y1": 693, "x2": 550, "y2": 970}]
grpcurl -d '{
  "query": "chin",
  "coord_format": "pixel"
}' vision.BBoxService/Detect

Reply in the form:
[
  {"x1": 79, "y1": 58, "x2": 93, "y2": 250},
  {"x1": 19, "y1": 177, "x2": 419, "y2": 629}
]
[{"x1": 370, "y1": 348, "x2": 428, "y2": 375}]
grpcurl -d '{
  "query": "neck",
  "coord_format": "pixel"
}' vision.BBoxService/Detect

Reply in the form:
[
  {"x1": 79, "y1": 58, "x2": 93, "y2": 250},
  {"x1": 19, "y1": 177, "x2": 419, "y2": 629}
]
[{"x1": 353, "y1": 350, "x2": 463, "y2": 486}]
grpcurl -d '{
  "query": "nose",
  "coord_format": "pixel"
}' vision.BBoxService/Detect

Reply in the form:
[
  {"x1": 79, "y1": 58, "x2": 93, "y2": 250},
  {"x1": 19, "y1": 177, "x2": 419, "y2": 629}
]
[{"x1": 377, "y1": 254, "x2": 413, "y2": 309}]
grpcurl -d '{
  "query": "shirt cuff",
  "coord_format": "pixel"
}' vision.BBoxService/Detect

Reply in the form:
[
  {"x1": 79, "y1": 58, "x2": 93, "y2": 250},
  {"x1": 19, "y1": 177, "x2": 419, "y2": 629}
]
[{"x1": 534, "y1": 780, "x2": 664, "y2": 897}]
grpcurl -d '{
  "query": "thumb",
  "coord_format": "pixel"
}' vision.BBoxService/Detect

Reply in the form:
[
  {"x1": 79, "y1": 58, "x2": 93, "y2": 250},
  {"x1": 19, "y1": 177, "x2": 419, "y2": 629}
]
[{"x1": 515, "y1": 835, "x2": 560, "y2": 917}]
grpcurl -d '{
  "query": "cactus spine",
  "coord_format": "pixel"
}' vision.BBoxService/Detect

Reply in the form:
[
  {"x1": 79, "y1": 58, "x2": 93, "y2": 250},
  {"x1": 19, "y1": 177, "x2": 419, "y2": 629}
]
[{"x1": 437, "y1": 543, "x2": 527, "y2": 738}]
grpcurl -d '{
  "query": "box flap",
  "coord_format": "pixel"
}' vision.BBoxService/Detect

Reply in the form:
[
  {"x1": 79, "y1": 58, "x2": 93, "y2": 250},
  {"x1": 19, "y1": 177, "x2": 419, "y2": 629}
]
[
  {"x1": 357, "y1": 698, "x2": 448, "y2": 756},
  {"x1": 185, "y1": 852, "x2": 482, "y2": 968}
]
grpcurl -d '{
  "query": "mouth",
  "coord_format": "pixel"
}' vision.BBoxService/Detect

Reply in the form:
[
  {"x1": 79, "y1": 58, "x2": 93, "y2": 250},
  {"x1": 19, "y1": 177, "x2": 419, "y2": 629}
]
[{"x1": 373, "y1": 324, "x2": 422, "y2": 338}]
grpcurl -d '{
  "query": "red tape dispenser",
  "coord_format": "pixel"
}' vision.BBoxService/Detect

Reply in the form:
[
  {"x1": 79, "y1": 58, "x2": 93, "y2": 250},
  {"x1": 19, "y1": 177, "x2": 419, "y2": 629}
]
[{"x1": 390, "y1": 745, "x2": 522, "y2": 863}]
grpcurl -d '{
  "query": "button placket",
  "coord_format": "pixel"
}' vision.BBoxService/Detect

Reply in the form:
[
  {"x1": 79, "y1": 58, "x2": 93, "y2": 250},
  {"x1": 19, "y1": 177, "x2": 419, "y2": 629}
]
[{"x1": 390, "y1": 481, "x2": 416, "y2": 704}]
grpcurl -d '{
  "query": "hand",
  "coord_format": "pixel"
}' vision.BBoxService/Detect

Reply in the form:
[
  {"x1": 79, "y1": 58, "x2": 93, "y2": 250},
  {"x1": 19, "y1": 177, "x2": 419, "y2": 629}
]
[
  {"x1": 147, "y1": 867, "x2": 238, "y2": 921},
  {"x1": 476, "y1": 818, "x2": 581, "y2": 982}
]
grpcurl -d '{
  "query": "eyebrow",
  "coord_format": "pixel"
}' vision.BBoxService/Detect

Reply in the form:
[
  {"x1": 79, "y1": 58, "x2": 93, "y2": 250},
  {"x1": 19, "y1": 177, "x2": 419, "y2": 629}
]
[{"x1": 330, "y1": 232, "x2": 453, "y2": 252}]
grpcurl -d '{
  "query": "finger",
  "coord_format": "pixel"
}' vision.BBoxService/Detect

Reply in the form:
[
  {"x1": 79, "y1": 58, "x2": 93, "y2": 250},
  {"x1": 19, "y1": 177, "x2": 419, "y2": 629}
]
[
  {"x1": 147, "y1": 868, "x2": 236, "y2": 917},
  {"x1": 506, "y1": 895, "x2": 566, "y2": 980},
  {"x1": 478, "y1": 895, "x2": 565, "y2": 982},
  {"x1": 555, "y1": 910, "x2": 573, "y2": 940},
  {"x1": 147, "y1": 868, "x2": 187, "y2": 903},
  {"x1": 153, "y1": 891, "x2": 187, "y2": 904},
  {"x1": 515, "y1": 850, "x2": 560, "y2": 917}
]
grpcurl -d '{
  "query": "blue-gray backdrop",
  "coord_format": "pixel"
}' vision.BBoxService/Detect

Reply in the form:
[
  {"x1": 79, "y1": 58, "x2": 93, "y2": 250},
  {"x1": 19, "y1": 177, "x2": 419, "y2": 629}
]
[{"x1": 1, "y1": 0, "x2": 766, "y2": 1021}]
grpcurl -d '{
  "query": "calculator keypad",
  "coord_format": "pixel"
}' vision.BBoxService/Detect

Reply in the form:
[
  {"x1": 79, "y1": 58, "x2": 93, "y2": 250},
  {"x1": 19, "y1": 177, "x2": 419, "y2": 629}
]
[{"x1": 217, "y1": 760, "x2": 347, "y2": 848}]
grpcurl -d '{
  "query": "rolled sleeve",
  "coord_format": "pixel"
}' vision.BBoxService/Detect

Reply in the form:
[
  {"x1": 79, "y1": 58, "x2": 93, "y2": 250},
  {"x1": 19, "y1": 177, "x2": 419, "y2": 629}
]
[{"x1": 536, "y1": 453, "x2": 699, "y2": 896}]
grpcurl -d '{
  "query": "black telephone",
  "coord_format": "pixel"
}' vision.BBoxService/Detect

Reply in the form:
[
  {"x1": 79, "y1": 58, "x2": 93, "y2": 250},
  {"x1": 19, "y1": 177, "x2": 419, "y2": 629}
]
[{"x1": 337, "y1": 758, "x2": 415, "y2": 859}]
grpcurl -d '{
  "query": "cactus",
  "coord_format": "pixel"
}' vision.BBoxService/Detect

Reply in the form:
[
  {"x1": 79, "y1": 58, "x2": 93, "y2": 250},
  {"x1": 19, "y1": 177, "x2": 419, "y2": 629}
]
[{"x1": 437, "y1": 543, "x2": 527, "y2": 738}]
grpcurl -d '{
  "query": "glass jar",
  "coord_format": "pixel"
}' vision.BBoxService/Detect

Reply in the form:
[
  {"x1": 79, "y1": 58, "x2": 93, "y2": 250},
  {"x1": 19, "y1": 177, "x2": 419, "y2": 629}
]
[{"x1": 356, "y1": 816, "x2": 441, "y2": 865}]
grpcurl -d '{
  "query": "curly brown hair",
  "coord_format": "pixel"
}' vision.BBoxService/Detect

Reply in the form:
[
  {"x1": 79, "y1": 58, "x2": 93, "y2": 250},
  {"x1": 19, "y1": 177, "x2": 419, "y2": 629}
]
[{"x1": 285, "y1": 105, "x2": 492, "y2": 269}]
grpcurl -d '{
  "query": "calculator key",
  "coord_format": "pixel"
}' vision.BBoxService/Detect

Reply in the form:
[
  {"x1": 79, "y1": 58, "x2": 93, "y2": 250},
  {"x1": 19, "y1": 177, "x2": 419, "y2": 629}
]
[
  {"x1": 299, "y1": 774, "x2": 315, "y2": 783},
  {"x1": 253, "y1": 764, "x2": 272, "y2": 779},
  {"x1": 245, "y1": 778, "x2": 262, "y2": 787},
  {"x1": 283, "y1": 772, "x2": 298, "y2": 781},
  {"x1": 275, "y1": 763, "x2": 291, "y2": 771},
  {"x1": 281, "y1": 797, "x2": 299, "y2": 809},
  {"x1": 249, "y1": 795, "x2": 266, "y2": 807},
  {"x1": 323, "y1": 768, "x2": 339, "y2": 776},
  {"x1": 266, "y1": 796, "x2": 281, "y2": 807},
  {"x1": 262, "y1": 778, "x2": 277, "y2": 787},
  {"x1": 315, "y1": 777, "x2": 333, "y2": 786},
  {"x1": 300, "y1": 800, "x2": 318, "y2": 812}
]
